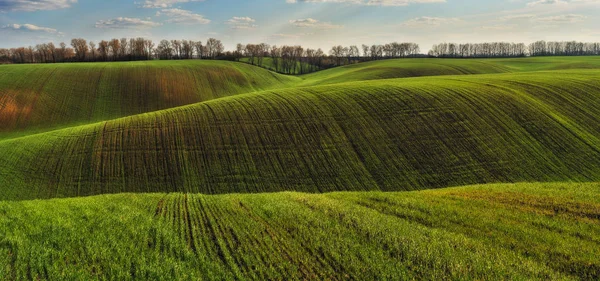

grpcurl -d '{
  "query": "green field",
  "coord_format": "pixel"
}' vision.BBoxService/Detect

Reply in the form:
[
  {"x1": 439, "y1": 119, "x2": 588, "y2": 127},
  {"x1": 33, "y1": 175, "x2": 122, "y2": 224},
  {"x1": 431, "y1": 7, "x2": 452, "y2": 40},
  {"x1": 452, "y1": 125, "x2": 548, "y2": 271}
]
[
  {"x1": 299, "y1": 56, "x2": 600, "y2": 85},
  {"x1": 2, "y1": 67, "x2": 600, "y2": 200},
  {"x1": 1, "y1": 57, "x2": 600, "y2": 279},
  {"x1": 0, "y1": 60, "x2": 298, "y2": 138},
  {"x1": 1, "y1": 183, "x2": 598, "y2": 280}
]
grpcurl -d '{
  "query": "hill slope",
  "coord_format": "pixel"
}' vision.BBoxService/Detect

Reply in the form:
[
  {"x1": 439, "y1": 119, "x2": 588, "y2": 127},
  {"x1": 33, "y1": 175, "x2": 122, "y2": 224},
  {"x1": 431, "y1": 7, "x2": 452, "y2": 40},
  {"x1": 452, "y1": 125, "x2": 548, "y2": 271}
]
[
  {"x1": 3, "y1": 57, "x2": 599, "y2": 139},
  {"x1": 1, "y1": 70, "x2": 600, "y2": 200},
  {"x1": 0, "y1": 60, "x2": 299, "y2": 138},
  {"x1": 299, "y1": 56, "x2": 600, "y2": 86},
  {"x1": 0, "y1": 182, "x2": 598, "y2": 280}
]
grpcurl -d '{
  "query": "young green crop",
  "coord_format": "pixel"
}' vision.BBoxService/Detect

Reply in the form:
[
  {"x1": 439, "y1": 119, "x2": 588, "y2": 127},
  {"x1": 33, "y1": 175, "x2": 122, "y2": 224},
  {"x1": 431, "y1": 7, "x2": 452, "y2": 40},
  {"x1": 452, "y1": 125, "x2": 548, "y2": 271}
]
[
  {"x1": 298, "y1": 56, "x2": 600, "y2": 86},
  {"x1": 3, "y1": 56, "x2": 600, "y2": 139},
  {"x1": 0, "y1": 182, "x2": 598, "y2": 280},
  {"x1": 1, "y1": 69, "x2": 600, "y2": 200},
  {"x1": 0, "y1": 60, "x2": 299, "y2": 139}
]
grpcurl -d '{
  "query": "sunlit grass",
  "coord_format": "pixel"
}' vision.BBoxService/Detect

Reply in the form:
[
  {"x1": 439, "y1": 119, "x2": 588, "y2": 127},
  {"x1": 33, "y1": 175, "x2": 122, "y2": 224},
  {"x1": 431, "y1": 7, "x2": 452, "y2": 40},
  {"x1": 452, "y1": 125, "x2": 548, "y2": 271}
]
[
  {"x1": 0, "y1": 182, "x2": 598, "y2": 280},
  {"x1": 0, "y1": 60, "x2": 299, "y2": 138},
  {"x1": 1, "y1": 69, "x2": 600, "y2": 200}
]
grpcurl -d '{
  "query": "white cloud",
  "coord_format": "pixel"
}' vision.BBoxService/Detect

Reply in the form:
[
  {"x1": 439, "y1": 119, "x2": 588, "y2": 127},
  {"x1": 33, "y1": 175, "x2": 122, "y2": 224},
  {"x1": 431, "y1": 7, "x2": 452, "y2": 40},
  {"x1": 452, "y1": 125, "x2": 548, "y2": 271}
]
[
  {"x1": 499, "y1": 13, "x2": 587, "y2": 25},
  {"x1": 1, "y1": 23, "x2": 61, "y2": 34},
  {"x1": 137, "y1": 0, "x2": 205, "y2": 8},
  {"x1": 400, "y1": 17, "x2": 462, "y2": 27},
  {"x1": 527, "y1": 0, "x2": 600, "y2": 6},
  {"x1": 289, "y1": 18, "x2": 343, "y2": 29},
  {"x1": 269, "y1": 32, "x2": 314, "y2": 39},
  {"x1": 156, "y1": 8, "x2": 210, "y2": 24},
  {"x1": 527, "y1": 0, "x2": 567, "y2": 6},
  {"x1": 95, "y1": 17, "x2": 162, "y2": 29},
  {"x1": 534, "y1": 14, "x2": 587, "y2": 22},
  {"x1": 286, "y1": 0, "x2": 445, "y2": 6},
  {"x1": 226, "y1": 17, "x2": 257, "y2": 29},
  {"x1": 0, "y1": 0, "x2": 77, "y2": 12},
  {"x1": 478, "y1": 24, "x2": 518, "y2": 31},
  {"x1": 499, "y1": 14, "x2": 536, "y2": 21}
]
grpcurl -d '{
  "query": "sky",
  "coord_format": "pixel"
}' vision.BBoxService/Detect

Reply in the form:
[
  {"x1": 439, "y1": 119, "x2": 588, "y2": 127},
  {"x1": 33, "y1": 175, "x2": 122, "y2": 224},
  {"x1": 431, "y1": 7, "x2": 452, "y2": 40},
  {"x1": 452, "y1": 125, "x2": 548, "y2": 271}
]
[{"x1": 0, "y1": 0, "x2": 599, "y2": 52}]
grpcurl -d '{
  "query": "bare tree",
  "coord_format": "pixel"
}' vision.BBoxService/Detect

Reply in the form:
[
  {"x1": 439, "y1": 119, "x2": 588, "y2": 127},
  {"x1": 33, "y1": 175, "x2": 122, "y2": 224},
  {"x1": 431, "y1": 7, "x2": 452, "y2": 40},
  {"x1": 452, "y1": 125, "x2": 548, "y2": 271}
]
[
  {"x1": 71, "y1": 38, "x2": 88, "y2": 61},
  {"x1": 157, "y1": 40, "x2": 173, "y2": 60},
  {"x1": 205, "y1": 38, "x2": 224, "y2": 59},
  {"x1": 194, "y1": 41, "x2": 204, "y2": 59},
  {"x1": 270, "y1": 45, "x2": 281, "y2": 72},
  {"x1": 361, "y1": 44, "x2": 370, "y2": 58},
  {"x1": 89, "y1": 41, "x2": 96, "y2": 61},
  {"x1": 109, "y1": 39, "x2": 120, "y2": 61},
  {"x1": 235, "y1": 43, "x2": 244, "y2": 61},
  {"x1": 329, "y1": 45, "x2": 345, "y2": 66},
  {"x1": 171, "y1": 40, "x2": 182, "y2": 59}
]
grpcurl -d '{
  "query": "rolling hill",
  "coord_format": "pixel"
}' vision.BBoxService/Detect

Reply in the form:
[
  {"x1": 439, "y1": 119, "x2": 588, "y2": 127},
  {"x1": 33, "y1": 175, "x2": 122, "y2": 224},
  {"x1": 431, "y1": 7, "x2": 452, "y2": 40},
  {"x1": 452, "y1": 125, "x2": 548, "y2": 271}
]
[
  {"x1": 0, "y1": 60, "x2": 299, "y2": 139},
  {"x1": 1, "y1": 68, "x2": 600, "y2": 200},
  {"x1": 298, "y1": 56, "x2": 600, "y2": 86},
  {"x1": 0, "y1": 182, "x2": 598, "y2": 280},
  {"x1": 2, "y1": 57, "x2": 600, "y2": 280}
]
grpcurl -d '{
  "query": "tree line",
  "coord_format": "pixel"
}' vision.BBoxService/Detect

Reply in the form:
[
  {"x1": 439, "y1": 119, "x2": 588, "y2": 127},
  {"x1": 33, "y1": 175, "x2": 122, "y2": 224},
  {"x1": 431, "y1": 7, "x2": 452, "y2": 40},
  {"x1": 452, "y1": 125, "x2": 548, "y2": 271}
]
[
  {"x1": 0, "y1": 37, "x2": 225, "y2": 64},
  {"x1": 528, "y1": 41, "x2": 600, "y2": 57},
  {"x1": 235, "y1": 42, "x2": 420, "y2": 74},
  {"x1": 0, "y1": 37, "x2": 421, "y2": 74},
  {"x1": 3, "y1": 37, "x2": 599, "y2": 71},
  {"x1": 429, "y1": 41, "x2": 600, "y2": 58}
]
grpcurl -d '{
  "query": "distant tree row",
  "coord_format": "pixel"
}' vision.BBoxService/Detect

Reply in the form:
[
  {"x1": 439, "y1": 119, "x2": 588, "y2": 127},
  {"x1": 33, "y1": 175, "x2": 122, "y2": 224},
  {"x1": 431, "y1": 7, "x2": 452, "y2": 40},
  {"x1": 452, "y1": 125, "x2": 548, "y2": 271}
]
[
  {"x1": 234, "y1": 44, "x2": 324, "y2": 74},
  {"x1": 0, "y1": 43, "x2": 75, "y2": 64},
  {"x1": 429, "y1": 41, "x2": 600, "y2": 58},
  {"x1": 329, "y1": 43, "x2": 420, "y2": 65},
  {"x1": 4, "y1": 37, "x2": 599, "y2": 68},
  {"x1": 232, "y1": 42, "x2": 421, "y2": 74},
  {"x1": 528, "y1": 41, "x2": 600, "y2": 57},
  {"x1": 0, "y1": 37, "x2": 225, "y2": 64},
  {"x1": 155, "y1": 38, "x2": 224, "y2": 60},
  {"x1": 429, "y1": 42, "x2": 528, "y2": 58}
]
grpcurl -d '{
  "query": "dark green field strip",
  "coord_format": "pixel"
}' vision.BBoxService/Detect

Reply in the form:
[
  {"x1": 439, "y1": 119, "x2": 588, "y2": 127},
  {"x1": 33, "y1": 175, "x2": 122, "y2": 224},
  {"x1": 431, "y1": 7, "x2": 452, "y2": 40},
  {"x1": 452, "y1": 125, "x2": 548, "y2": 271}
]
[
  {"x1": 1, "y1": 71, "x2": 600, "y2": 200},
  {"x1": 0, "y1": 183, "x2": 598, "y2": 280},
  {"x1": 299, "y1": 59, "x2": 513, "y2": 86},
  {"x1": 0, "y1": 61, "x2": 299, "y2": 138},
  {"x1": 298, "y1": 56, "x2": 600, "y2": 86},
  {"x1": 3, "y1": 57, "x2": 600, "y2": 140}
]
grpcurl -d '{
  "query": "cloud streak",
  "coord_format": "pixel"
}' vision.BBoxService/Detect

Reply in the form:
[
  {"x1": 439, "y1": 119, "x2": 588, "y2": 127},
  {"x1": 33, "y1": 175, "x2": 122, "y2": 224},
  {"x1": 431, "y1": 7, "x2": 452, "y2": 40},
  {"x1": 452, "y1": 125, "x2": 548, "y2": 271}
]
[
  {"x1": 0, "y1": 0, "x2": 77, "y2": 12},
  {"x1": 137, "y1": 0, "x2": 205, "y2": 8},
  {"x1": 95, "y1": 17, "x2": 162, "y2": 29},
  {"x1": 286, "y1": 0, "x2": 445, "y2": 6},
  {"x1": 226, "y1": 17, "x2": 257, "y2": 29},
  {"x1": 156, "y1": 8, "x2": 210, "y2": 24},
  {"x1": 289, "y1": 18, "x2": 343, "y2": 29},
  {"x1": 1, "y1": 23, "x2": 61, "y2": 33},
  {"x1": 400, "y1": 16, "x2": 462, "y2": 27}
]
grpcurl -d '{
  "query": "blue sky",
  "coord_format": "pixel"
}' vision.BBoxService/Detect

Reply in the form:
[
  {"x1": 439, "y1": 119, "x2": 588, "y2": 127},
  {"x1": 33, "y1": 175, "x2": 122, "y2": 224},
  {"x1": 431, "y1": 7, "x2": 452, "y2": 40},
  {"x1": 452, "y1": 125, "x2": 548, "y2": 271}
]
[{"x1": 0, "y1": 0, "x2": 599, "y2": 51}]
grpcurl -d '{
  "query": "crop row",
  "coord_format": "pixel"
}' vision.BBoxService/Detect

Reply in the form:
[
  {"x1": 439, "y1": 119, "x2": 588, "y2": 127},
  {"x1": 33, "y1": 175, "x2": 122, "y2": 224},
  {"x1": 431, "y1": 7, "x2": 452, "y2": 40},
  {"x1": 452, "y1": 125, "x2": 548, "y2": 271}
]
[
  {"x1": 0, "y1": 182, "x2": 598, "y2": 280},
  {"x1": 0, "y1": 60, "x2": 298, "y2": 138},
  {"x1": 0, "y1": 70, "x2": 599, "y2": 200}
]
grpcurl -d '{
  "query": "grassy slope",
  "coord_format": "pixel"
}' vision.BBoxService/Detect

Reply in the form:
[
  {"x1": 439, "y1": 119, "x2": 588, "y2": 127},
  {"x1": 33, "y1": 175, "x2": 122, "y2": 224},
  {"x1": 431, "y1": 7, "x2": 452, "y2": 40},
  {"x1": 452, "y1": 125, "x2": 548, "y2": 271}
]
[
  {"x1": 0, "y1": 182, "x2": 598, "y2": 280},
  {"x1": 2, "y1": 57, "x2": 598, "y2": 139},
  {"x1": 299, "y1": 56, "x2": 600, "y2": 86},
  {"x1": 2, "y1": 70, "x2": 600, "y2": 200},
  {"x1": 0, "y1": 60, "x2": 299, "y2": 139}
]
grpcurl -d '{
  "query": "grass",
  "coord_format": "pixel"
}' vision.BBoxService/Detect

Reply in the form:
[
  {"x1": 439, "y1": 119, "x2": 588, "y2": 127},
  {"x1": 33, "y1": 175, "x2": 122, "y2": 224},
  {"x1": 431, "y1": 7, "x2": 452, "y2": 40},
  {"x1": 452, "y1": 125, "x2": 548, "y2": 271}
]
[
  {"x1": 2, "y1": 56, "x2": 600, "y2": 280},
  {"x1": 299, "y1": 56, "x2": 600, "y2": 86},
  {"x1": 3, "y1": 57, "x2": 599, "y2": 139},
  {"x1": 1, "y1": 69, "x2": 600, "y2": 200},
  {"x1": 0, "y1": 182, "x2": 598, "y2": 280},
  {"x1": 0, "y1": 60, "x2": 299, "y2": 139}
]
